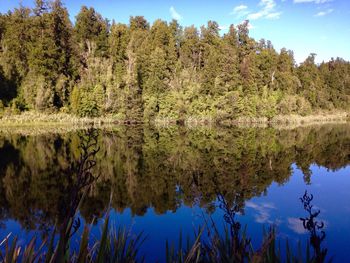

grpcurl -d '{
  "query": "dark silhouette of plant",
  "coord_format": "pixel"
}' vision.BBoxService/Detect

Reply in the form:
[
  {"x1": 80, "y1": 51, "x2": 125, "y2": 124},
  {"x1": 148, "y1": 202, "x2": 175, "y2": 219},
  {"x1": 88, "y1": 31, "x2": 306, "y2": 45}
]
[
  {"x1": 215, "y1": 192, "x2": 251, "y2": 261},
  {"x1": 0, "y1": 128, "x2": 102, "y2": 262},
  {"x1": 299, "y1": 190, "x2": 328, "y2": 263},
  {"x1": 55, "y1": 128, "x2": 101, "y2": 261}
]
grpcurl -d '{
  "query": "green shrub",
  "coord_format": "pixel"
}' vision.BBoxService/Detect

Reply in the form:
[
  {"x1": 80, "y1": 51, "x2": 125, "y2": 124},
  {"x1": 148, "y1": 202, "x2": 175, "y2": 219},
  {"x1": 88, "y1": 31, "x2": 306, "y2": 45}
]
[
  {"x1": 296, "y1": 96, "x2": 312, "y2": 116},
  {"x1": 277, "y1": 95, "x2": 312, "y2": 116},
  {"x1": 70, "y1": 86, "x2": 104, "y2": 117}
]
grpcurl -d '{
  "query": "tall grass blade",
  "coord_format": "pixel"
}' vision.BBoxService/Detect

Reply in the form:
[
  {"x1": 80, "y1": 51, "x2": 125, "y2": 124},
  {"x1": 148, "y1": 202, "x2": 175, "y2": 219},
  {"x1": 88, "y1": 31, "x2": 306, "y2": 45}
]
[
  {"x1": 77, "y1": 225, "x2": 91, "y2": 263},
  {"x1": 45, "y1": 228, "x2": 56, "y2": 263},
  {"x1": 96, "y1": 213, "x2": 110, "y2": 263}
]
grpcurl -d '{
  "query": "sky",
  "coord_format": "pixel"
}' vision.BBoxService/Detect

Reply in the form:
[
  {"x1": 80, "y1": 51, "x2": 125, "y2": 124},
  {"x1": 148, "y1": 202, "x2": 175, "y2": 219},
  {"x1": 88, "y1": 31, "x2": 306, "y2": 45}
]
[{"x1": 1, "y1": 0, "x2": 349, "y2": 64}]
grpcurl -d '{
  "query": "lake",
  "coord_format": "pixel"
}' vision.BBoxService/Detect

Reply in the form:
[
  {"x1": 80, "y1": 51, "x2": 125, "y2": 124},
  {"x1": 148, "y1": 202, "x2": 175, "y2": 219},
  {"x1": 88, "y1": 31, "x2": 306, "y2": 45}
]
[{"x1": 0, "y1": 123, "x2": 349, "y2": 262}]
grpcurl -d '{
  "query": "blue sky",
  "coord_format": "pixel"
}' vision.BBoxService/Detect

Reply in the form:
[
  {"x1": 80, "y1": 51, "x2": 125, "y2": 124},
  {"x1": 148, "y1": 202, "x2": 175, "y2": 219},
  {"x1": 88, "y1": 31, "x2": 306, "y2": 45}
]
[{"x1": 1, "y1": 0, "x2": 349, "y2": 63}]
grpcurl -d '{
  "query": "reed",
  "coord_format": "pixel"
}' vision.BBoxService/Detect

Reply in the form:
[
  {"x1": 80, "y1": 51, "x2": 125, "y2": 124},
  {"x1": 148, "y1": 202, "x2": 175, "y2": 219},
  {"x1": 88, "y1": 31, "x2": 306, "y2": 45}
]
[
  {"x1": 0, "y1": 217, "x2": 331, "y2": 263},
  {"x1": 1, "y1": 110, "x2": 348, "y2": 127}
]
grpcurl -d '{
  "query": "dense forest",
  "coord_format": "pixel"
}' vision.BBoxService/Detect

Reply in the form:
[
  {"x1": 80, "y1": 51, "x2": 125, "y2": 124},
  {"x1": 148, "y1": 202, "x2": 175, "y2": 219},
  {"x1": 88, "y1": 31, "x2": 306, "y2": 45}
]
[{"x1": 0, "y1": 0, "x2": 349, "y2": 123}]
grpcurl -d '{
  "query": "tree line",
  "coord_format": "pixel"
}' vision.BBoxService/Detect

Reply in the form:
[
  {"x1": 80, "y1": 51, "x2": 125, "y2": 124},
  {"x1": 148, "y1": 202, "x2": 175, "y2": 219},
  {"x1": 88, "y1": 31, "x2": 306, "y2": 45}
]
[{"x1": 0, "y1": 0, "x2": 349, "y2": 122}]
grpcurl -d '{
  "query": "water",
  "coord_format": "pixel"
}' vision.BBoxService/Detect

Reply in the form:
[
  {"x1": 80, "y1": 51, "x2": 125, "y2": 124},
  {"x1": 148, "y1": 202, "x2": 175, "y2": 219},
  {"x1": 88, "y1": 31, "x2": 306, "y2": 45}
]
[{"x1": 0, "y1": 124, "x2": 349, "y2": 262}]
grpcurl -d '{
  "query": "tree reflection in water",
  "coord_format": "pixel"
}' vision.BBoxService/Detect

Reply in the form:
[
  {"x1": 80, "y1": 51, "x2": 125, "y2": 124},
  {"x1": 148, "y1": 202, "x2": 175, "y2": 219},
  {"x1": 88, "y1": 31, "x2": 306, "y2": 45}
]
[
  {"x1": 0, "y1": 124, "x2": 348, "y2": 261},
  {"x1": 55, "y1": 128, "x2": 100, "y2": 261},
  {"x1": 0, "y1": 124, "x2": 349, "y2": 227}
]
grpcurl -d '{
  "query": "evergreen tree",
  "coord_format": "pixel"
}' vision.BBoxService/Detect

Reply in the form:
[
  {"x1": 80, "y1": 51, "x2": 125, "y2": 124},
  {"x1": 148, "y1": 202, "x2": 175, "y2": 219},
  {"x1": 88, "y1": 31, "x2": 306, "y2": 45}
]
[
  {"x1": 23, "y1": 0, "x2": 74, "y2": 110},
  {"x1": 221, "y1": 24, "x2": 240, "y2": 89},
  {"x1": 179, "y1": 26, "x2": 201, "y2": 70},
  {"x1": 297, "y1": 53, "x2": 326, "y2": 108},
  {"x1": 107, "y1": 22, "x2": 130, "y2": 113},
  {"x1": 74, "y1": 6, "x2": 109, "y2": 57},
  {"x1": 0, "y1": 6, "x2": 31, "y2": 81},
  {"x1": 0, "y1": 2, "x2": 348, "y2": 121},
  {"x1": 129, "y1": 16, "x2": 149, "y2": 31}
]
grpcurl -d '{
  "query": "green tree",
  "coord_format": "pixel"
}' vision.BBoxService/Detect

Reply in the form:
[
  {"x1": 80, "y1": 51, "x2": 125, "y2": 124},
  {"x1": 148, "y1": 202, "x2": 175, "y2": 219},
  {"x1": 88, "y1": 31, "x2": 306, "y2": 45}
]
[
  {"x1": 0, "y1": 6, "x2": 31, "y2": 82},
  {"x1": 297, "y1": 53, "x2": 328, "y2": 108},
  {"x1": 74, "y1": 6, "x2": 109, "y2": 57},
  {"x1": 22, "y1": 0, "x2": 75, "y2": 111},
  {"x1": 179, "y1": 26, "x2": 201, "y2": 70},
  {"x1": 0, "y1": 2, "x2": 349, "y2": 120},
  {"x1": 143, "y1": 47, "x2": 168, "y2": 121}
]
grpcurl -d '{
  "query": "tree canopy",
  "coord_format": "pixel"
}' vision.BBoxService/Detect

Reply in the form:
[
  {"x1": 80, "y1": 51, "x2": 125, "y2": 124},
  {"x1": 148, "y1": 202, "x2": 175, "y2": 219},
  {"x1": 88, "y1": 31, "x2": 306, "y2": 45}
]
[{"x1": 0, "y1": 0, "x2": 349, "y2": 122}]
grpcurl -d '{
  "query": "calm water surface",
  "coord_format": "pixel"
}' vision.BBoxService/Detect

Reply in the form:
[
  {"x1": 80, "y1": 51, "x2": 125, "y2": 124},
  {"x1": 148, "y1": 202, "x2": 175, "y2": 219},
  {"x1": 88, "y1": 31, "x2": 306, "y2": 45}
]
[{"x1": 0, "y1": 124, "x2": 349, "y2": 262}]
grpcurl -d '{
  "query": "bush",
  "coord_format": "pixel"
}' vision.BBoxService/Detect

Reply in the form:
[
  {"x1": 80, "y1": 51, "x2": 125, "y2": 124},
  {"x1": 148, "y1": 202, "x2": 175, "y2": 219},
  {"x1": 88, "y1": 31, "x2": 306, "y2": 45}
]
[
  {"x1": 79, "y1": 91, "x2": 101, "y2": 117},
  {"x1": 143, "y1": 95, "x2": 158, "y2": 121},
  {"x1": 277, "y1": 95, "x2": 312, "y2": 116},
  {"x1": 296, "y1": 96, "x2": 312, "y2": 116},
  {"x1": 277, "y1": 95, "x2": 298, "y2": 115},
  {"x1": 70, "y1": 86, "x2": 104, "y2": 117},
  {"x1": 10, "y1": 95, "x2": 27, "y2": 112}
]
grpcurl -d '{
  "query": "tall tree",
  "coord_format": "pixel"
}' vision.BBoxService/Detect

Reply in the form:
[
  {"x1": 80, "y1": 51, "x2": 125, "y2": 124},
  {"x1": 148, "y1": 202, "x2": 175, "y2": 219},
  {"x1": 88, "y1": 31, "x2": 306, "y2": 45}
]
[
  {"x1": 74, "y1": 6, "x2": 108, "y2": 57},
  {"x1": 0, "y1": 2, "x2": 349, "y2": 120}
]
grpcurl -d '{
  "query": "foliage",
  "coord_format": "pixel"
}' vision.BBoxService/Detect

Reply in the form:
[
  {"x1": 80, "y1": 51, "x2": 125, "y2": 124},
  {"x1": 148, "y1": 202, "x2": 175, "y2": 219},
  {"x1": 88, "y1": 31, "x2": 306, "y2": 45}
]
[{"x1": 0, "y1": 1, "x2": 349, "y2": 120}]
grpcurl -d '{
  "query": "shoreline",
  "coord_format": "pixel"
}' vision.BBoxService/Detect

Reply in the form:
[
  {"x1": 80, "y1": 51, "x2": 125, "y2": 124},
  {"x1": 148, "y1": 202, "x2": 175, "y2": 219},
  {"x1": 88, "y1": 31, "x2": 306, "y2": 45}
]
[{"x1": 0, "y1": 111, "x2": 348, "y2": 128}]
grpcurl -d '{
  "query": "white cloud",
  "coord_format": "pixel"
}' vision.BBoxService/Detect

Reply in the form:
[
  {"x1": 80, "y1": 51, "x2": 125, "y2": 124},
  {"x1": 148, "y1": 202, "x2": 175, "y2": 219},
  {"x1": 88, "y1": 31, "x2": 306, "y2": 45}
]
[
  {"x1": 233, "y1": 4, "x2": 248, "y2": 13},
  {"x1": 247, "y1": 12, "x2": 264, "y2": 20},
  {"x1": 266, "y1": 12, "x2": 282, "y2": 19},
  {"x1": 314, "y1": 8, "x2": 333, "y2": 16},
  {"x1": 288, "y1": 217, "x2": 328, "y2": 234},
  {"x1": 246, "y1": 201, "x2": 276, "y2": 224},
  {"x1": 230, "y1": 4, "x2": 251, "y2": 18},
  {"x1": 287, "y1": 218, "x2": 307, "y2": 234},
  {"x1": 293, "y1": 0, "x2": 332, "y2": 3},
  {"x1": 247, "y1": 0, "x2": 282, "y2": 20},
  {"x1": 169, "y1": 6, "x2": 182, "y2": 21}
]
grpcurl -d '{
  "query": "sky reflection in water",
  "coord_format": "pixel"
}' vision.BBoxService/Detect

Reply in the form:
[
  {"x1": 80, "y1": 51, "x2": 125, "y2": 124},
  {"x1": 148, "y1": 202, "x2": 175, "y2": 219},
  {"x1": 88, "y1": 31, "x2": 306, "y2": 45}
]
[{"x1": 0, "y1": 124, "x2": 349, "y2": 262}]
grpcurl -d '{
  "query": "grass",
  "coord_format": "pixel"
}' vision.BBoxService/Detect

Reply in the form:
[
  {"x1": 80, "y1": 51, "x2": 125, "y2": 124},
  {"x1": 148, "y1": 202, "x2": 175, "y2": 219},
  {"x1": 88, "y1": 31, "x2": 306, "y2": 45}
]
[
  {"x1": 0, "y1": 214, "x2": 145, "y2": 263},
  {"x1": 226, "y1": 111, "x2": 349, "y2": 126},
  {"x1": 0, "y1": 111, "x2": 122, "y2": 126},
  {"x1": 0, "y1": 191, "x2": 330, "y2": 262},
  {"x1": 270, "y1": 111, "x2": 349, "y2": 124},
  {"x1": 0, "y1": 218, "x2": 329, "y2": 263},
  {"x1": 155, "y1": 111, "x2": 349, "y2": 128},
  {"x1": 0, "y1": 183, "x2": 331, "y2": 263},
  {"x1": 0, "y1": 110, "x2": 348, "y2": 127}
]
